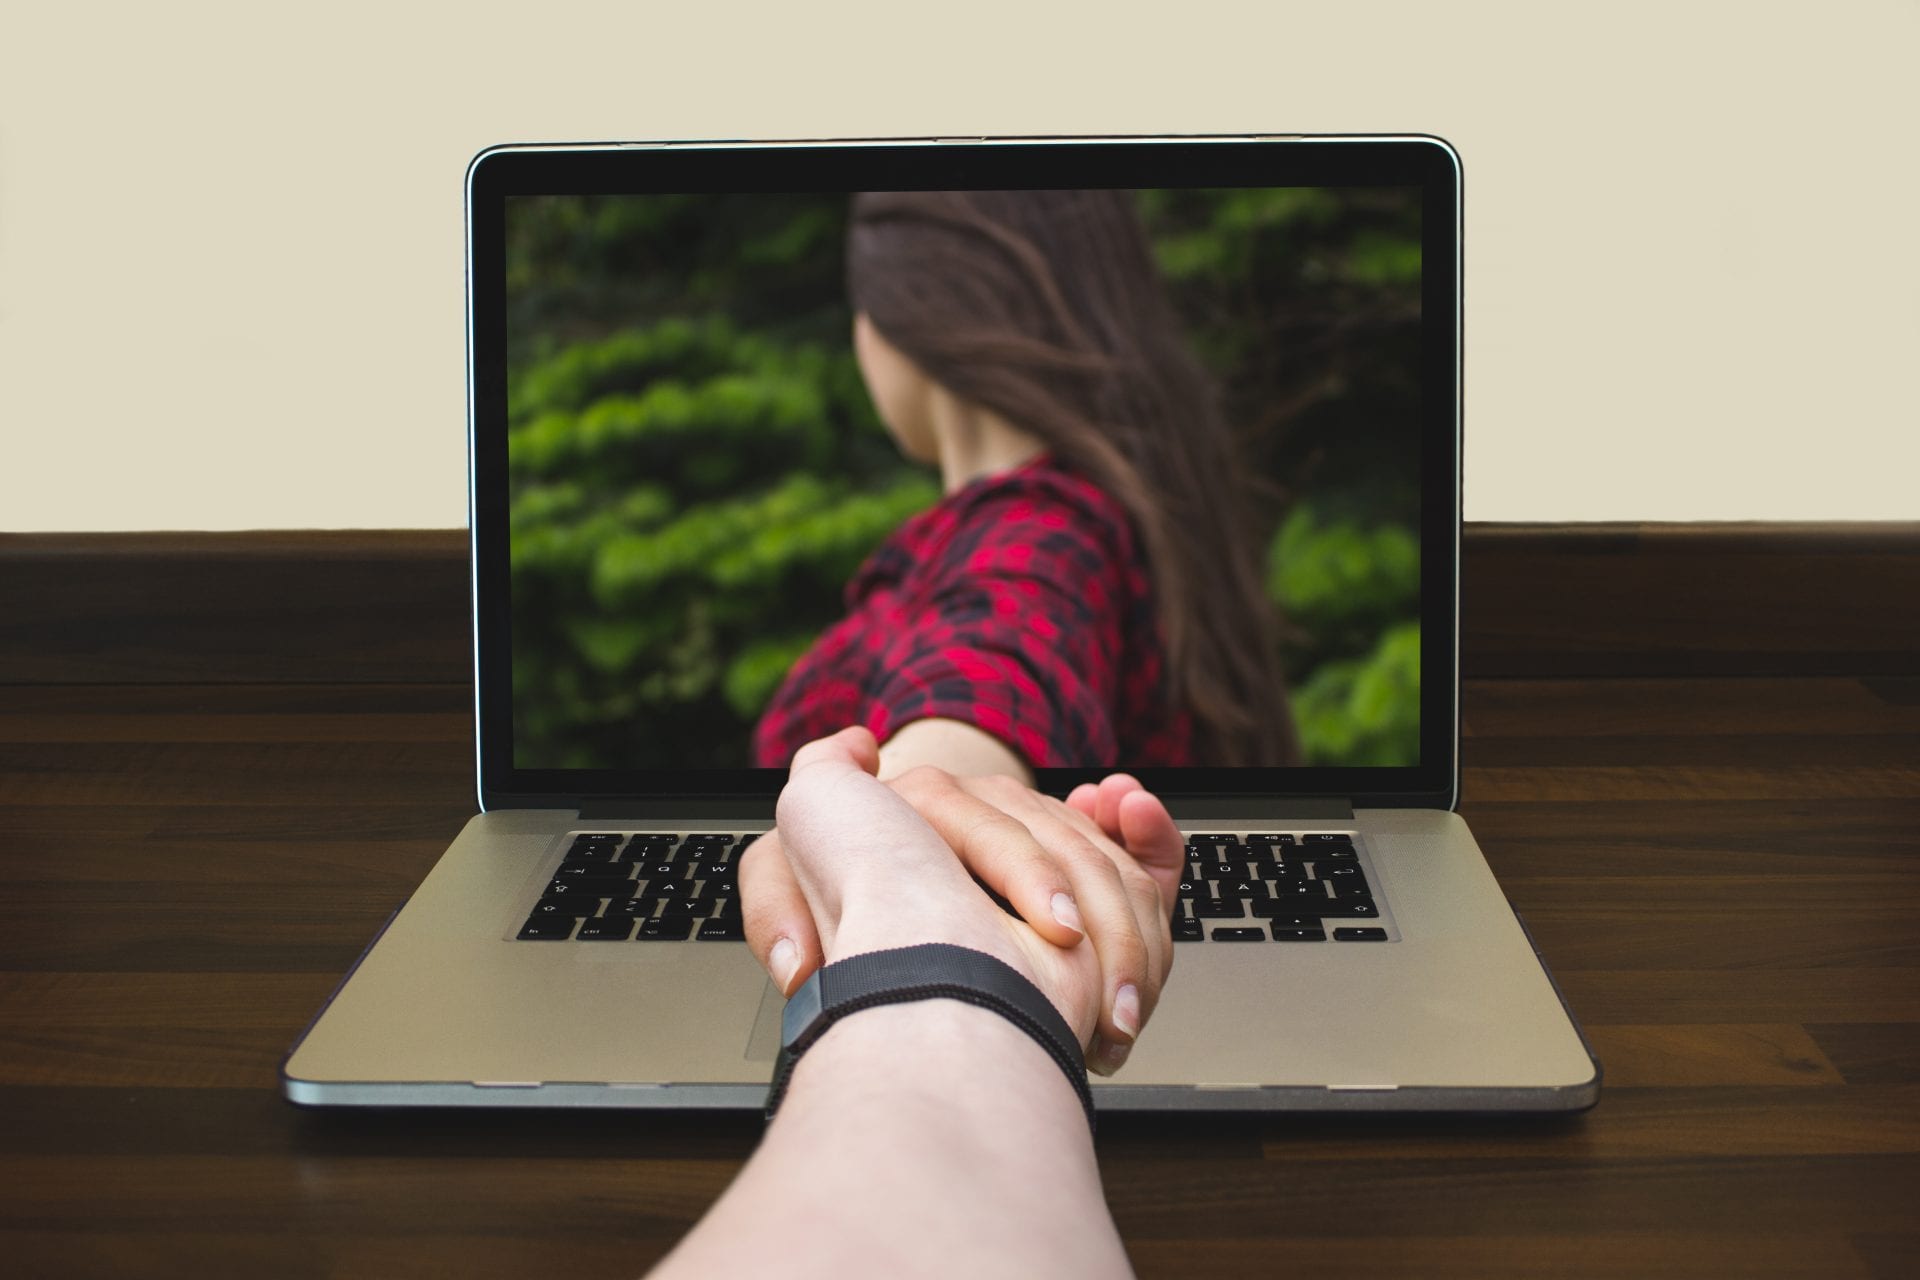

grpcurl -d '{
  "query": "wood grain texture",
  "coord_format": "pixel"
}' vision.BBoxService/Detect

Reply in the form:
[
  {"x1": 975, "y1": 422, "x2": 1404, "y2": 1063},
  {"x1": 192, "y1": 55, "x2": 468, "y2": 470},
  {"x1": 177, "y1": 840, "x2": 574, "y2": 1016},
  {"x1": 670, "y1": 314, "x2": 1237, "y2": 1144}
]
[
  {"x1": 3, "y1": 526, "x2": 1920, "y2": 1277},
  {"x1": 7, "y1": 523, "x2": 1918, "y2": 683}
]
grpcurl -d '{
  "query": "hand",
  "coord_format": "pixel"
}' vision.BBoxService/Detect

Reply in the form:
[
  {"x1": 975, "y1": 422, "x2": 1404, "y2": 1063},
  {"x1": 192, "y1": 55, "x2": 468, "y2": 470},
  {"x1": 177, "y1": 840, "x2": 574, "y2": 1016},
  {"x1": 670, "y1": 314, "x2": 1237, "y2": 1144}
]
[{"x1": 741, "y1": 727, "x2": 1182, "y2": 1072}]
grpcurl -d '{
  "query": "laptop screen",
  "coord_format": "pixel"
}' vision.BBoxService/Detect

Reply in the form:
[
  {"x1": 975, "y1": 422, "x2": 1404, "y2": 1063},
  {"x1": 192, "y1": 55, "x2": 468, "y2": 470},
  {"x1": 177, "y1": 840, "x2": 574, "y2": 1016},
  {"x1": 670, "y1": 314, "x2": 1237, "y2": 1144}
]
[{"x1": 470, "y1": 140, "x2": 1460, "y2": 806}]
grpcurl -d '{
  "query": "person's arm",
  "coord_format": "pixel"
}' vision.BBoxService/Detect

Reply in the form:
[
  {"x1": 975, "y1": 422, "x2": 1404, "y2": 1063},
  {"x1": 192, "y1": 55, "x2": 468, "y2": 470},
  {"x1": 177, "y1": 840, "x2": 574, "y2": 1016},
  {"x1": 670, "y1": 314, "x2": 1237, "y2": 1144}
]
[
  {"x1": 651, "y1": 726, "x2": 1156, "y2": 1279},
  {"x1": 877, "y1": 715, "x2": 1033, "y2": 783},
  {"x1": 653, "y1": 1005, "x2": 1125, "y2": 1278}
]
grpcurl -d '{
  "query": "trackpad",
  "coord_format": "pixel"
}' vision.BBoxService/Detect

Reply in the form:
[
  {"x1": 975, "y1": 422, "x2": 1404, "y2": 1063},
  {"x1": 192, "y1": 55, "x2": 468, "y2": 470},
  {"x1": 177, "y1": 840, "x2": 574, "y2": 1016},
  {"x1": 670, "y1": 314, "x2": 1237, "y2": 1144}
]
[{"x1": 744, "y1": 980, "x2": 785, "y2": 1062}]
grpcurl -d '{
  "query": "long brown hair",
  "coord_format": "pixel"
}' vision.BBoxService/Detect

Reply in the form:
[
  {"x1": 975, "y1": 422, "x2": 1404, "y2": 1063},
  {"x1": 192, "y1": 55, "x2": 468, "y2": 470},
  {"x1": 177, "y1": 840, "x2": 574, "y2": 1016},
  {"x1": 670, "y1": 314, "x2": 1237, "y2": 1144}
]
[{"x1": 846, "y1": 189, "x2": 1298, "y2": 766}]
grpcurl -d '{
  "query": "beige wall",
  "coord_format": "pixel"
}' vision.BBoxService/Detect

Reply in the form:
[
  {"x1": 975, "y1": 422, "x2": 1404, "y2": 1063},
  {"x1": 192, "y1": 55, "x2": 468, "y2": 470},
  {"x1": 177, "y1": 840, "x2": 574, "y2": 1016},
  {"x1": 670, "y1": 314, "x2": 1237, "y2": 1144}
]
[{"x1": 2, "y1": 0, "x2": 1914, "y2": 531}]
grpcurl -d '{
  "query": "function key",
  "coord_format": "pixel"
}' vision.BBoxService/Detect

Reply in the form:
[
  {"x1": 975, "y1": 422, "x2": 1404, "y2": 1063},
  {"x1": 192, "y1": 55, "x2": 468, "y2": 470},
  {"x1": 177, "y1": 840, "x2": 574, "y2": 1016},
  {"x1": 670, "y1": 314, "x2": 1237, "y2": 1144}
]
[
  {"x1": 516, "y1": 915, "x2": 575, "y2": 940},
  {"x1": 1333, "y1": 927, "x2": 1389, "y2": 942},
  {"x1": 1302, "y1": 833, "x2": 1355, "y2": 845},
  {"x1": 1247, "y1": 833, "x2": 1297, "y2": 847}
]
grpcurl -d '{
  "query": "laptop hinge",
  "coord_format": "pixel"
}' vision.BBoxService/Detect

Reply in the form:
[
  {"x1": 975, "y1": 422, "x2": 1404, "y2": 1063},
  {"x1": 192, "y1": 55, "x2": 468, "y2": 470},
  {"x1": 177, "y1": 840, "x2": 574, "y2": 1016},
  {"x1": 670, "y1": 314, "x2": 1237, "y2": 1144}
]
[
  {"x1": 1162, "y1": 796, "x2": 1355, "y2": 823},
  {"x1": 578, "y1": 797, "x2": 778, "y2": 822},
  {"x1": 579, "y1": 796, "x2": 1354, "y2": 823}
]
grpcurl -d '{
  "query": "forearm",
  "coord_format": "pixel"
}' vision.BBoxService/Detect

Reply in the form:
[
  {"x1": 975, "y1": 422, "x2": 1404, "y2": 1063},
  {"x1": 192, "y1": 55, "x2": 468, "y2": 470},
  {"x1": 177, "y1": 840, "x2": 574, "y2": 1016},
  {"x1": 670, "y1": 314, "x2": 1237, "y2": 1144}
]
[
  {"x1": 651, "y1": 1000, "x2": 1129, "y2": 1280},
  {"x1": 879, "y1": 716, "x2": 1035, "y2": 784}
]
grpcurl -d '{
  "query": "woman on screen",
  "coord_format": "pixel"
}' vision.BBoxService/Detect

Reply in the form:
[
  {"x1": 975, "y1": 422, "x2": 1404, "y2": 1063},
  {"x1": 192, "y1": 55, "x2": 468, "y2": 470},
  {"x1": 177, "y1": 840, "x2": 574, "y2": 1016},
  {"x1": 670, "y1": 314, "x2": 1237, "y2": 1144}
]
[{"x1": 753, "y1": 189, "x2": 1297, "y2": 776}]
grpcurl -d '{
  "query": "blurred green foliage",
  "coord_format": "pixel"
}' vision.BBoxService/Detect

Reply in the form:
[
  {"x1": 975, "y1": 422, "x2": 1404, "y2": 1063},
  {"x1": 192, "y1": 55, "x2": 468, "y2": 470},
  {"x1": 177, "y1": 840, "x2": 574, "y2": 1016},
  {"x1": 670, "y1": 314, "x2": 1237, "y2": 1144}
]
[
  {"x1": 1266, "y1": 506, "x2": 1422, "y2": 765},
  {"x1": 506, "y1": 186, "x2": 1422, "y2": 769}
]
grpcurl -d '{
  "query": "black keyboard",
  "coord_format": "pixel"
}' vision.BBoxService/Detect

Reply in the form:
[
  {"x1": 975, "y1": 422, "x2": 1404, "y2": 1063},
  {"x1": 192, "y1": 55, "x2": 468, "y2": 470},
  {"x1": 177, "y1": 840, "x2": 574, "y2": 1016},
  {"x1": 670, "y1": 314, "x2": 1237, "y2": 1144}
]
[
  {"x1": 517, "y1": 830, "x2": 1390, "y2": 945},
  {"x1": 516, "y1": 833, "x2": 749, "y2": 942},
  {"x1": 1174, "y1": 833, "x2": 1388, "y2": 942}
]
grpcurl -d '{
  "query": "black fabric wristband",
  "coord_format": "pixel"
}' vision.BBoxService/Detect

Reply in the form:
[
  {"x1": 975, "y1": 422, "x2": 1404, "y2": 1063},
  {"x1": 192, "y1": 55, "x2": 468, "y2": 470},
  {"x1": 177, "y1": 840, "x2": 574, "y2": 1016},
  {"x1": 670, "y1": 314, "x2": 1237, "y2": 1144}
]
[{"x1": 766, "y1": 943, "x2": 1097, "y2": 1135}]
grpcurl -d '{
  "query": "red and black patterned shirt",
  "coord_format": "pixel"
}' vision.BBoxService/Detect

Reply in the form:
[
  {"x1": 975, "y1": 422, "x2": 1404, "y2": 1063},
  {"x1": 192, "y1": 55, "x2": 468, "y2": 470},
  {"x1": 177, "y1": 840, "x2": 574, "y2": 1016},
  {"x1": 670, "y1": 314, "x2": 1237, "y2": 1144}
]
[{"x1": 753, "y1": 456, "x2": 1192, "y2": 770}]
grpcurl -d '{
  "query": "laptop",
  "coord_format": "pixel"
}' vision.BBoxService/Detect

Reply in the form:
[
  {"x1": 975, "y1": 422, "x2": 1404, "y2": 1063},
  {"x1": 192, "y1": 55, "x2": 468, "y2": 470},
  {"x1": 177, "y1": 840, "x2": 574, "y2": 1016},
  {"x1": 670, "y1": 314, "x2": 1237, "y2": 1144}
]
[{"x1": 283, "y1": 134, "x2": 1600, "y2": 1113}]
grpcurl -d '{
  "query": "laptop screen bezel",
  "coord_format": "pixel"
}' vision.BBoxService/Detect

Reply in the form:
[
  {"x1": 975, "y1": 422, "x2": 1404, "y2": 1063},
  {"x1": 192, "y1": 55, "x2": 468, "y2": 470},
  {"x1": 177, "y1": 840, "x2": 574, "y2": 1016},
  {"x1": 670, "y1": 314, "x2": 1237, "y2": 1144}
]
[{"x1": 468, "y1": 135, "x2": 1462, "y2": 811}]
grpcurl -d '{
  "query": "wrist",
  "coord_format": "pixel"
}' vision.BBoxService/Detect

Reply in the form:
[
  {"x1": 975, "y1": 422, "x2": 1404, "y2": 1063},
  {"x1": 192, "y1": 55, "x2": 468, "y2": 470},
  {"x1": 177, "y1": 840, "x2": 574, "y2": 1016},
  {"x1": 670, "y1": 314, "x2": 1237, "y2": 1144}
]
[
  {"x1": 769, "y1": 943, "x2": 1098, "y2": 1134},
  {"x1": 785, "y1": 998, "x2": 1094, "y2": 1147},
  {"x1": 828, "y1": 885, "x2": 1028, "y2": 974}
]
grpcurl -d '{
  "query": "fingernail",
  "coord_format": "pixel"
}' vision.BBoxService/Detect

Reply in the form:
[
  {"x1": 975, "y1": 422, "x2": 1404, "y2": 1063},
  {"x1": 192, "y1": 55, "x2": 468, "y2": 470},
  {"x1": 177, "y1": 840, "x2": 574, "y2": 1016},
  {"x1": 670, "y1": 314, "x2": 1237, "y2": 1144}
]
[
  {"x1": 1050, "y1": 892, "x2": 1083, "y2": 935},
  {"x1": 770, "y1": 938, "x2": 799, "y2": 994},
  {"x1": 1103, "y1": 1039, "x2": 1131, "y2": 1072},
  {"x1": 1113, "y1": 984, "x2": 1141, "y2": 1041}
]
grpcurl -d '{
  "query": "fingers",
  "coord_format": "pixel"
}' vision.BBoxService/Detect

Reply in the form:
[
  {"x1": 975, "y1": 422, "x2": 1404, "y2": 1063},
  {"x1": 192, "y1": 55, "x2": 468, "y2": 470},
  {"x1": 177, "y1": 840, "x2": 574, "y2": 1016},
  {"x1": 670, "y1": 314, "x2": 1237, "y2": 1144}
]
[
  {"x1": 889, "y1": 767, "x2": 1088, "y2": 951},
  {"x1": 1109, "y1": 781, "x2": 1184, "y2": 908},
  {"x1": 1064, "y1": 849, "x2": 1158, "y2": 1075},
  {"x1": 737, "y1": 829, "x2": 824, "y2": 997},
  {"x1": 1070, "y1": 773, "x2": 1185, "y2": 913},
  {"x1": 787, "y1": 724, "x2": 881, "y2": 778},
  {"x1": 942, "y1": 775, "x2": 1169, "y2": 1076}
]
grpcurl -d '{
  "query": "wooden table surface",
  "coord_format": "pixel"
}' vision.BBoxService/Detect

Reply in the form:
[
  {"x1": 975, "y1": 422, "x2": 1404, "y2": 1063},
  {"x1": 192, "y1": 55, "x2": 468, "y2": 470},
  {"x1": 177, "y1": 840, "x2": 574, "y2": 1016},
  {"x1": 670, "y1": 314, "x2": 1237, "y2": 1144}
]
[{"x1": 2, "y1": 672, "x2": 1917, "y2": 1278}]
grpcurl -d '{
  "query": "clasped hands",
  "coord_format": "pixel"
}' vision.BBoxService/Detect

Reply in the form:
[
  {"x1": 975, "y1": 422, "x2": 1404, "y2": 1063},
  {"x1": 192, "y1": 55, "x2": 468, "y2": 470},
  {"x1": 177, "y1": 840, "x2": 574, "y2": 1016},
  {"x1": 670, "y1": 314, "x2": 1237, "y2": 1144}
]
[{"x1": 738, "y1": 726, "x2": 1182, "y2": 1073}]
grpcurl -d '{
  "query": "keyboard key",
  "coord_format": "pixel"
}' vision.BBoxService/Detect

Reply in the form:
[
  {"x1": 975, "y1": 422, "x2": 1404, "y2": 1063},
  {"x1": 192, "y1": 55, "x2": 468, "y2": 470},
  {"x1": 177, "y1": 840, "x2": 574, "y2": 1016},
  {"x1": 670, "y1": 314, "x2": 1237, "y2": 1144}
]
[
  {"x1": 1270, "y1": 881, "x2": 1332, "y2": 907},
  {"x1": 1247, "y1": 834, "x2": 1297, "y2": 848},
  {"x1": 517, "y1": 915, "x2": 575, "y2": 940},
  {"x1": 1212, "y1": 927, "x2": 1267, "y2": 941},
  {"x1": 529, "y1": 896, "x2": 592, "y2": 919},
  {"x1": 545, "y1": 875, "x2": 631, "y2": 898},
  {"x1": 1303, "y1": 833, "x2": 1355, "y2": 846},
  {"x1": 1333, "y1": 927, "x2": 1389, "y2": 942},
  {"x1": 1172, "y1": 916, "x2": 1204, "y2": 941},
  {"x1": 1315, "y1": 862, "x2": 1366, "y2": 882},
  {"x1": 697, "y1": 919, "x2": 745, "y2": 941},
  {"x1": 711, "y1": 898, "x2": 741, "y2": 922},
  {"x1": 1192, "y1": 897, "x2": 1248, "y2": 919},
  {"x1": 1268, "y1": 915, "x2": 1326, "y2": 930},
  {"x1": 635, "y1": 918, "x2": 694, "y2": 941},
  {"x1": 1271, "y1": 925, "x2": 1327, "y2": 941},
  {"x1": 1320, "y1": 897, "x2": 1380, "y2": 918},
  {"x1": 575, "y1": 916, "x2": 634, "y2": 941},
  {"x1": 1219, "y1": 880, "x2": 1264, "y2": 900}
]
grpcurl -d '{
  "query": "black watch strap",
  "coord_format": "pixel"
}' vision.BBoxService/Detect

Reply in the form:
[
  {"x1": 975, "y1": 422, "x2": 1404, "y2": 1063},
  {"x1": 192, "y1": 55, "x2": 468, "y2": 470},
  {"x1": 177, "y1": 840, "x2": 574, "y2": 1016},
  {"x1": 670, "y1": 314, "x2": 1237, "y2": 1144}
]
[{"x1": 766, "y1": 943, "x2": 1096, "y2": 1135}]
